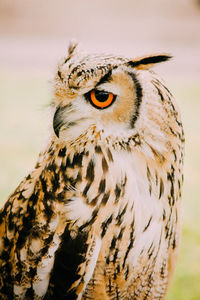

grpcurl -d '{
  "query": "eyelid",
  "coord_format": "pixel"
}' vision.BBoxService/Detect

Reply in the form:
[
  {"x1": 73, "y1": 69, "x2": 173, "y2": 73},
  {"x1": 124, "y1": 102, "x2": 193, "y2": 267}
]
[{"x1": 85, "y1": 89, "x2": 116, "y2": 98}]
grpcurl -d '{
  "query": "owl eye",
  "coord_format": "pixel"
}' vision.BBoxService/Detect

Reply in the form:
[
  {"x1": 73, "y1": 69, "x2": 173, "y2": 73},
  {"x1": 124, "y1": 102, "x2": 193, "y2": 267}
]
[{"x1": 88, "y1": 90, "x2": 116, "y2": 109}]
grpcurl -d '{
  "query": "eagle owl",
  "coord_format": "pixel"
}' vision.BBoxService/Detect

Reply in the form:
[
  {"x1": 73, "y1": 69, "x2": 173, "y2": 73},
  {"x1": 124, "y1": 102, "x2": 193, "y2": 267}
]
[{"x1": 0, "y1": 43, "x2": 184, "y2": 300}]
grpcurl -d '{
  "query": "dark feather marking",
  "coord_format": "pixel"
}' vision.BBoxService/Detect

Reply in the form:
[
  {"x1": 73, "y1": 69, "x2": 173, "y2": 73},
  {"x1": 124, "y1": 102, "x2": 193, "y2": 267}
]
[
  {"x1": 99, "y1": 179, "x2": 106, "y2": 194},
  {"x1": 102, "y1": 156, "x2": 109, "y2": 173},
  {"x1": 152, "y1": 81, "x2": 165, "y2": 101},
  {"x1": 66, "y1": 156, "x2": 74, "y2": 169},
  {"x1": 101, "y1": 214, "x2": 113, "y2": 238},
  {"x1": 122, "y1": 226, "x2": 135, "y2": 268},
  {"x1": 108, "y1": 277, "x2": 112, "y2": 295},
  {"x1": 116, "y1": 285, "x2": 120, "y2": 300},
  {"x1": 110, "y1": 236, "x2": 117, "y2": 250},
  {"x1": 47, "y1": 225, "x2": 89, "y2": 299},
  {"x1": 51, "y1": 170, "x2": 60, "y2": 193},
  {"x1": 127, "y1": 72, "x2": 143, "y2": 128},
  {"x1": 40, "y1": 175, "x2": 54, "y2": 221},
  {"x1": 175, "y1": 208, "x2": 178, "y2": 224},
  {"x1": 128, "y1": 55, "x2": 172, "y2": 68},
  {"x1": 156, "y1": 78, "x2": 173, "y2": 98},
  {"x1": 113, "y1": 248, "x2": 119, "y2": 264},
  {"x1": 160, "y1": 261, "x2": 166, "y2": 279},
  {"x1": 86, "y1": 160, "x2": 95, "y2": 182},
  {"x1": 90, "y1": 195, "x2": 99, "y2": 206},
  {"x1": 148, "y1": 247, "x2": 155, "y2": 259},
  {"x1": 149, "y1": 185, "x2": 152, "y2": 196},
  {"x1": 8, "y1": 212, "x2": 15, "y2": 232},
  {"x1": 43, "y1": 197, "x2": 54, "y2": 222},
  {"x1": 155, "y1": 171, "x2": 158, "y2": 186},
  {"x1": 79, "y1": 209, "x2": 98, "y2": 231},
  {"x1": 25, "y1": 288, "x2": 34, "y2": 299},
  {"x1": 58, "y1": 70, "x2": 63, "y2": 80},
  {"x1": 172, "y1": 236, "x2": 176, "y2": 249},
  {"x1": 107, "y1": 148, "x2": 113, "y2": 162},
  {"x1": 167, "y1": 172, "x2": 175, "y2": 204},
  {"x1": 95, "y1": 145, "x2": 102, "y2": 153},
  {"x1": 106, "y1": 256, "x2": 110, "y2": 264},
  {"x1": 163, "y1": 209, "x2": 166, "y2": 221},
  {"x1": 101, "y1": 191, "x2": 110, "y2": 206},
  {"x1": 143, "y1": 216, "x2": 153, "y2": 232},
  {"x1": 168, "y1": 226, "x2": 174, "y2": 248},
  {"x1": 76, "y1": 172, "x2": 82, "y2": 183},
  {"x1": 3, "y1": 237, "x2": 10, "y2": 248},
  {"x1": 40, "y1": 233, "x2": 54, "y2": 257},
  {"x1": 149, "y1": 145, "x2": 165, "y2": 162},
  {"x1": 169, "y1": 126, "x2": 176, "y2": 136},
  {"x1": 118, "y1": 227, "x2": 125, "y2": 240},
  {"x1": 0, "y1": 201, "x2": 10, "y2": 225},
  {"x1": 64, "y1": 56, "x2": 70, "y2": 64},
  {"x1": 58, "y1": 147, "x2": 67, "y2": 157},
  {"x1": 116, "y1": 264, "x2": 120, "y2": 274},
  {"x1": 122, "y1": 175, "x2": 127, "y2": 194},
  {"x1": 116, "y1": 204, "x2": 128, "y2": 226},
  {"x1": 0, "y1": 249, "x2": 10, "y2": 262},
  {"x1": 95, "y1": 69, "x2": 113, "y2": 86},
  {"x1": 173, "y1": 149, "x2": 177, "y2": 162},
  {"x1": 165, "y1": 223, "x2": 170, "y2": 239},
  {"x1": 114, "y1": 184, "x2": 121, "y2": 203},
  {"x1": 72, "y1": 152, "x2": 83, "y2": 167},
  {"x1": 83, "y1": 183, "x2": 92, "y2": 197},
  {"x1": 146, "y1": 166, "x2": 152, "y2": 195},
  {"x1": 0, "y1": 261, "x2": 13, "y2": 298},
  {"x1": 16, "y1": 192, "x2": 37, "y2": 250},
  {"x1": 148, "y1": 242, "x2": 153, "y2": 254},
  {"x1": 27, "y1": 268, "x2": 37, "y2": 285},
  {"x1": 125, "y1": 265, "x2": 129, "y2": 280},
  {"x1": 170, "y1": 183, "x2": 175, "y2": 201},
  {"x1": 146, "y1": 166, "x2": 151, "y2": 181},
  {"x1": 159, "y1": 178, "x2": 164, "y2": 199}
]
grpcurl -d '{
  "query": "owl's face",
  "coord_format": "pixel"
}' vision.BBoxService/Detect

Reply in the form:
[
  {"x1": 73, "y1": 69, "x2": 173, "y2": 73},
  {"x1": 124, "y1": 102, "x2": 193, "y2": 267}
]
[{"x1": 52, "y1": 43, "x2": 176, "y2": 153}]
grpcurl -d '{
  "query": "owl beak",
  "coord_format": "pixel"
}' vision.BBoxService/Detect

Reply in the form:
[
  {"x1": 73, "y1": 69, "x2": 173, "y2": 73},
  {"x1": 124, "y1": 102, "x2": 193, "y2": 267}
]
[{"x1": 53, "y1": 106, "x2": 65, "y2": 138}]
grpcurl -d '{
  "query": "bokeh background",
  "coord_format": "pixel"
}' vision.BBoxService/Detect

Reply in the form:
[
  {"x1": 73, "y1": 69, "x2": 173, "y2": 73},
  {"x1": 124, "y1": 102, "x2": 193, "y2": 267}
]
[{"x1": 0, "y1": 0, "x2": 200, "y2": 298}]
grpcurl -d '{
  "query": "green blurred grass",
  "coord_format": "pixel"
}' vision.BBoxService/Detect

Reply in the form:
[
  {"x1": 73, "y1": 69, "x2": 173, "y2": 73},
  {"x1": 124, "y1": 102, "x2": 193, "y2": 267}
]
[
  {"x1": 166, "y1": 80, "x2": 200, "y2": 300},
  {"x1": 0, "y1": 71, "x2": 50, "y2": 199},
  {"x1": 0, "y1": 72, "x2": 200, "y2": 299}
]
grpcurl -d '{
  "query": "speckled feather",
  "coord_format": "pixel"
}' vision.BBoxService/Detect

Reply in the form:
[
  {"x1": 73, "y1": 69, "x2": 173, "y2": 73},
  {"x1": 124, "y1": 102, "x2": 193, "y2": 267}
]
[{"x1": 0, "y1": 43, "x2": 184, "y2": 300}]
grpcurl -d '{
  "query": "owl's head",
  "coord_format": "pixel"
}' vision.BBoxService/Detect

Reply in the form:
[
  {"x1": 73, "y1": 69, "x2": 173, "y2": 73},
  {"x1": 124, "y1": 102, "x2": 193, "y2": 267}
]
[{"x1": 52, "y1": 42, "x2": 180, "y2": 155}]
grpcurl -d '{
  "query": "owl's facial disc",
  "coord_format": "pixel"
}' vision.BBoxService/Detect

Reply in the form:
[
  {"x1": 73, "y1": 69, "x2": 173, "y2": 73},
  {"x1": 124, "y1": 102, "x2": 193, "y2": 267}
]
[{"x1": 53, "y1": 65, "x2": 143, "y2": 140}]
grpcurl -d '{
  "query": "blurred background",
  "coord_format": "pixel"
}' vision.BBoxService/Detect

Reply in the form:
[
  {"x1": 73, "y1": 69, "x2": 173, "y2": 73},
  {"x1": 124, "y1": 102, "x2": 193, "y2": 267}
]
[{"x1": 0, "y1": 0, "x2": 200, "y2": 298}]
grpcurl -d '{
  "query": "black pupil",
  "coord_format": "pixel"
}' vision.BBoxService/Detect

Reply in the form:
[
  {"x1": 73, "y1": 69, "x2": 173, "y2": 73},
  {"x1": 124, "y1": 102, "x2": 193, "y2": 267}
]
[{"x1": 94, "y1": 90, "x2": 109, "y2": 102}]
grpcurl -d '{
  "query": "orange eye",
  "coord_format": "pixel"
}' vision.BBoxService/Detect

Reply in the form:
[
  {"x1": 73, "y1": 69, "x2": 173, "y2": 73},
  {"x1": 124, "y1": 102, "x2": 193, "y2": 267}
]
[{"x1": 88, "y1": 90, "x2": 116, "y2": 109}]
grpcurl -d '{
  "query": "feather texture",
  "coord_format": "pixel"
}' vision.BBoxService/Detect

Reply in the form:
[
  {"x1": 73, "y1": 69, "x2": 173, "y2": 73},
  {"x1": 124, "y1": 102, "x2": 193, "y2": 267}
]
[{"x1": 0, "y1": 46, "x2": 184, "y2": 299}]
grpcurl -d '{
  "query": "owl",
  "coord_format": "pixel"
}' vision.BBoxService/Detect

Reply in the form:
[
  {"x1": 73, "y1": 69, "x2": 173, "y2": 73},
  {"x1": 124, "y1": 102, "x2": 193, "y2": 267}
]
[{"x1": 0, "y1": 42, "x2": 184, "y2": 300}]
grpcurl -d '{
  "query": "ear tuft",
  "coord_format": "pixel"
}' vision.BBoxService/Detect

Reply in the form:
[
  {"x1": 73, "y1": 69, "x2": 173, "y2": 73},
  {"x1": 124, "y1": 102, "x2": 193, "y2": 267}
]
[
  {"x1": 127, "y1": 54, "x2": 172, "y2": 70},
  {"x1": 68, "y1": 40, "x2": 79, "y2": 56}
]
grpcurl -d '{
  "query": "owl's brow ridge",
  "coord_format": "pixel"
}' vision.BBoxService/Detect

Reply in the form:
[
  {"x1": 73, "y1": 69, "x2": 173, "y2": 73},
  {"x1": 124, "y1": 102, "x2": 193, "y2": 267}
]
[
  {"x1": 95, "y1": 65, "x2": 119, "y2": 87},
  {"x1": 95, "y1": 70, "x2": 113, "y2": 87}
]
